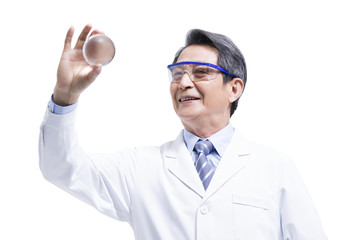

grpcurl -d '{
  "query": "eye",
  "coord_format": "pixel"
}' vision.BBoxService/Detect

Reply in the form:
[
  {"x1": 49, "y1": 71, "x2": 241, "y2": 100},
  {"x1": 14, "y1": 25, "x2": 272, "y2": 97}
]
[
  {"x1": 193, "y1": 66, "x2": 210, "y2": 75},
  {"x1": 171, "y1": 67, "x2": 184, "y2": 81},
  {"x1": 172, "y1": 70, "x2": 183, "y2": 76}
]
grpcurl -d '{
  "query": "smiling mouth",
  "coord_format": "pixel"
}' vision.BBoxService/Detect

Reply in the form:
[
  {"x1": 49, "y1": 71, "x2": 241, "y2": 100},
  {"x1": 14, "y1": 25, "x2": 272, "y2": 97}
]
[{"x1": 179, "y1": 97, "x2": 200, "y2": 102}]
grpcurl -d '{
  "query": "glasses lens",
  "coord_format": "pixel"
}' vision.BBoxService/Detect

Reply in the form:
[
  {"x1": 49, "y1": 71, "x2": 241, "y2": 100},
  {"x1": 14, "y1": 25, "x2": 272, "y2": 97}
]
[
  {"x1": 168, "y1": 65, "x2": 186, "y2": 82},
  {"x1": 168, "y1": 63, "x2": 221, "y2": 82},
  {"x1": 192, "y1": 65, "x2": 219, "y2": 81}
]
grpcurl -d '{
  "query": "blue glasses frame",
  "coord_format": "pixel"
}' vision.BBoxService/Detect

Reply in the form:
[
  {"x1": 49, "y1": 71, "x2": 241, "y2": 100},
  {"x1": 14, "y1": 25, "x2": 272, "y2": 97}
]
[{"x1": 167, "y1": 61, "x2": 236, "y2": 78}]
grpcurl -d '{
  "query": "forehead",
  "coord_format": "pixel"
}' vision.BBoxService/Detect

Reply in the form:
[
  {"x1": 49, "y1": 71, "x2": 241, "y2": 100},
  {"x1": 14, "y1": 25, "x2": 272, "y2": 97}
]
[{"x1": 177, "y1": 45, "x2": 218, "y2": 65}]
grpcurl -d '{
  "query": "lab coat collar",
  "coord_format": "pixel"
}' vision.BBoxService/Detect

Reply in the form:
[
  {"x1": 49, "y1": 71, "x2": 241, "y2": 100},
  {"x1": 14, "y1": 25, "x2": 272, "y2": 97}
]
[
  {"x1": 163, "y1": 129, "x2": 252, "y2": 199},
  {"x1": 203, "y1": 129, "x2": 252, "y2": 200}
]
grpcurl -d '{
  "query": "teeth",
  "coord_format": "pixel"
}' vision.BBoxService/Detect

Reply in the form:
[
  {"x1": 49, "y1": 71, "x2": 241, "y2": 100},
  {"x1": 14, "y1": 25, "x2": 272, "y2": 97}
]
[{"x1": 180, "y1": 97, "x2": 198, "y2": 102}]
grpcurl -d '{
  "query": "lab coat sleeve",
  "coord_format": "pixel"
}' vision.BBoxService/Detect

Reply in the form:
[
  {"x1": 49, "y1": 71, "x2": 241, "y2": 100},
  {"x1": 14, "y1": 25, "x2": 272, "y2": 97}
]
[
  {"x1": 279, "y1": 158, "x2": 327, "y2": 240},
  {"x1": 39, "y1": 109, "x2": 134, "y2": 222}
]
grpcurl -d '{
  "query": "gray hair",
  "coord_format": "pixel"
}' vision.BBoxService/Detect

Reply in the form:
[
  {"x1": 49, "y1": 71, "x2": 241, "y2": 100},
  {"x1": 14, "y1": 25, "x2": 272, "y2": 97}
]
[{"x1": 172, "y1": 29, "x2": 247, "y2": 117}]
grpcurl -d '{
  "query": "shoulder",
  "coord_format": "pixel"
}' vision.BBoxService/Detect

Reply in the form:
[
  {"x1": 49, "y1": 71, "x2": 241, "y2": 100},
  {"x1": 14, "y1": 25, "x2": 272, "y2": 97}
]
[
  {"x1": 114, "y1": 131, "x2": 183, "y2": 162},
  {"x1": 234, "y1": 132, "x2": 297, "y2": 172},
  {"x1": 250, "y1": 143, "x2": 303, "y2": 188},
  {"x1": 252, "y1": 142, "x2": 291, "y2": 162}
]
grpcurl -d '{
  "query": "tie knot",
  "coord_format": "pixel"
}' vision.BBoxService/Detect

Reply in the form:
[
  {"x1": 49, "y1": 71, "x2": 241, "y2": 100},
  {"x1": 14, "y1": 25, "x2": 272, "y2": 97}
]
[{"x1": 194, "y1": 140, "x2": 214, "y2": 156}]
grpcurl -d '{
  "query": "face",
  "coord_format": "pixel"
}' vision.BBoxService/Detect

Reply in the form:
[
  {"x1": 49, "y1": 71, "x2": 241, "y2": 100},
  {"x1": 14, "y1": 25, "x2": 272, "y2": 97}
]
[{"x1": 170, "y1": 45, "x2": 235, "y2": 128}]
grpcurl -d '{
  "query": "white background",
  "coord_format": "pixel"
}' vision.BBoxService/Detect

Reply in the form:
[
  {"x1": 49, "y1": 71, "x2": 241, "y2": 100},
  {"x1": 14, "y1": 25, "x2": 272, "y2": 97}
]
[{"x1": 1, "y1": 0, "x2": 359, "y2": 239}]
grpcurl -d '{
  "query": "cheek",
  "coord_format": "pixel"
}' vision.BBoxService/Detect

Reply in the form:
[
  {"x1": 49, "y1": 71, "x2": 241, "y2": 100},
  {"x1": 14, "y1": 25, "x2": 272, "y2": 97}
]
[
  {"x1": 202, "y1": 84, "x2": 226, "y2": 103},
  {"x1": 169, "y1": 84, "x2": 176, "y2": 96},
  {"x1": 169, "y1": 84, "x2": 178, "y2": 102}
]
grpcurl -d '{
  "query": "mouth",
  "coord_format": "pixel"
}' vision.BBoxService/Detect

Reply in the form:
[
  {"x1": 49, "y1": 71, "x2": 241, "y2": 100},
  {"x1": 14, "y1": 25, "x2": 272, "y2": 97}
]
[{"x1": 179, "y1": 97, "x2": 200, "y2": 102}]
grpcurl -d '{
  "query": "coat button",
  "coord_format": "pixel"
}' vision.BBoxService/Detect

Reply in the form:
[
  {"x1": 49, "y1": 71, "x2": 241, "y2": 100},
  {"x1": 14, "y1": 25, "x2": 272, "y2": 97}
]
[{"x1": 200, "y1": 206, "x2": 209, "y2": 215}]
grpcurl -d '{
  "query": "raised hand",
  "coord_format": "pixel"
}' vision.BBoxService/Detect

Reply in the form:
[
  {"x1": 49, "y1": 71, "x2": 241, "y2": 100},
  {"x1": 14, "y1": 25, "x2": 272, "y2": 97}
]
[{"x1": 54, "y1": 24, "x2": 103, "y2": 106}]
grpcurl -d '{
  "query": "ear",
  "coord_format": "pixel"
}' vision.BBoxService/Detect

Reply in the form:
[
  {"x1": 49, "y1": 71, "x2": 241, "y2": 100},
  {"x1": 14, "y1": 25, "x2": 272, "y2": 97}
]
[{"x1": 227, "y1": 78, "x2": 244, "y2": 103}]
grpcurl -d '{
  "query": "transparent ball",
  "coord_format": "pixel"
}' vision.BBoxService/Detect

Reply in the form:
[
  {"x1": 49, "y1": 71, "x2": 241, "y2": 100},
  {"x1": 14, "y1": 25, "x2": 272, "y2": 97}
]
[{"x1": 83, "y1": 34, "x2": 115, "y2": 66}]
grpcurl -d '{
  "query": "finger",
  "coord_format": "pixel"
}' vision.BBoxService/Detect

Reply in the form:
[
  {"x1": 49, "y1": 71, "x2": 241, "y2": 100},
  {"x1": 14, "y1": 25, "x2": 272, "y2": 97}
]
[
  {"x1": 87, "y1": 64, "x2": 102, "y2": 83},
  {"x1": 74, "y1": 24, "x2": 92, "y2": 50},
  {"x1": 89, "y1": 29, "x2": 105, "y2": 37},
  {"x1": 64, "y1": 26, "x2": 74, "y2": 51}
]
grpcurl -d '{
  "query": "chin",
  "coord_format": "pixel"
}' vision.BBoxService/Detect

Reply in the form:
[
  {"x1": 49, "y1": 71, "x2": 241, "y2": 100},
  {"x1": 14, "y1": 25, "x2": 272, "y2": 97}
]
[
  {"x1": 177, "y1": 111, "x2": 204, "y2": 123},
  {"x1": 177, "y1": 113, "x2": 196, "y2": 120}
]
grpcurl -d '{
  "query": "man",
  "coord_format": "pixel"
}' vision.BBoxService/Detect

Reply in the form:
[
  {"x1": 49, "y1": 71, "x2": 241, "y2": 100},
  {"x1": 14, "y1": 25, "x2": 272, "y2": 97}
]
[{"x1": 39, "y1": 24, "x2": 327, "y2": 239}]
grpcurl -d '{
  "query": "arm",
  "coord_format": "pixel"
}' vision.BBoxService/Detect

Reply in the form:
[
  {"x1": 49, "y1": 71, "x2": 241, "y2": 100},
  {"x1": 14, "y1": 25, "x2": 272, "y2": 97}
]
[
  {"x1": 39, "y1": 108, "x2": 133, "y2": 222},
  {"x1": 279, "y1": 160, "x2": 327, "y2": 239},
  {"x1": 39, "y1": 25, "x2": 133, "y2": 222}
]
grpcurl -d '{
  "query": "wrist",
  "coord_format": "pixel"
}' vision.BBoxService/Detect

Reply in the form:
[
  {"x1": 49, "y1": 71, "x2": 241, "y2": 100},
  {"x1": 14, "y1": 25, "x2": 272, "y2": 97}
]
[
  {"x1": 49, "y1": 94, "x2": 78, "y2": 114},
  {"x1": 53, "y1": 88, "x2": 80, "y2": 106}
]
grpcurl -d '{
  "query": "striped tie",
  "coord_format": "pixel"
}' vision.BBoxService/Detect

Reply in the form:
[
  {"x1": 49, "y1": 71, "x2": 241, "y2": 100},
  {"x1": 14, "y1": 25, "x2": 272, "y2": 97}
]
[{"x1": 194, "y1": 140, "x2": 215, "y2": 190}]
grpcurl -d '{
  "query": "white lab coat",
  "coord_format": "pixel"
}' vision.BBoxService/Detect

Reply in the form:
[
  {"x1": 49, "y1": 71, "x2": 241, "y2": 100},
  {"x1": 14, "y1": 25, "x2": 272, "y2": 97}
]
[{"x1": 39, "y1": 109, "x2": 327, "y2": 240}]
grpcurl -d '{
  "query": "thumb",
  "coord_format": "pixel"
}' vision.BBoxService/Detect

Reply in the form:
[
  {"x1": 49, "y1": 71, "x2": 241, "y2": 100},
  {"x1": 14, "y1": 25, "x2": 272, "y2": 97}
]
[{"x1": 87, "y1": 64, "x2": 102, "y2": 83}]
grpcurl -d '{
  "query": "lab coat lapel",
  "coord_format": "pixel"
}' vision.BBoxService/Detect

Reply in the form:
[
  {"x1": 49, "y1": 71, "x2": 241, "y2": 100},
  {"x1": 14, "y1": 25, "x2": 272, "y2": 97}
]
[
  {"x1": 163, "y1": 131, "x2": 205, "y2": 197},
  {"x1": 204, "y1": 130, "x2": 252, "y2": 198}
]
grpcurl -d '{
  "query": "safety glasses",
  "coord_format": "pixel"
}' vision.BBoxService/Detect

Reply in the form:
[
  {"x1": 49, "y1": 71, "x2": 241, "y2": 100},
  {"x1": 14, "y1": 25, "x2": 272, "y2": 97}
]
[{"x1": 167, "y1": 61, "x2": 235, "y2": 83}]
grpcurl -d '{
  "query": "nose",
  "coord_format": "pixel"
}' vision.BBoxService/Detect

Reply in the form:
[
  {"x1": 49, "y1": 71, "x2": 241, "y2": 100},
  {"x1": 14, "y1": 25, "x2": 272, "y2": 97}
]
[{"x1": 178, "y1": 72, "x2": 194, "y2": 90}]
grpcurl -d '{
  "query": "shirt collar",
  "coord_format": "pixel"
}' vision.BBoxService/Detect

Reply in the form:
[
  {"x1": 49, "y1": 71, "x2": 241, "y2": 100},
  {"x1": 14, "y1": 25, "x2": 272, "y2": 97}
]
[{"x1": 183, "y1": 123, "x2": 235, "y2": 157}]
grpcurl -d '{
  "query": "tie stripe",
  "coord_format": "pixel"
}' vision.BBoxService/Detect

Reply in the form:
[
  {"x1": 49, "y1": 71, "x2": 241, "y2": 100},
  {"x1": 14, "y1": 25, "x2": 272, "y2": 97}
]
[{"x1": 194, "y1": 140, "x2": 215, "y2": 190}]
